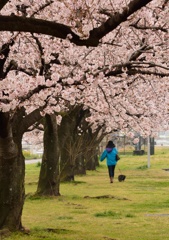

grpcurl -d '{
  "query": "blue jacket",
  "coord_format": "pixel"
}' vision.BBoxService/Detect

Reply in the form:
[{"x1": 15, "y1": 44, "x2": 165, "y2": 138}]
[{"x1": 100, "y1": 147, "x2": 118, "y2": 166}]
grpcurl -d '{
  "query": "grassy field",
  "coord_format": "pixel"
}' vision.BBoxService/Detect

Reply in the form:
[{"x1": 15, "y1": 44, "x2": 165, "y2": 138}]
[{"x1": 6, "y1": 146, "x2": 169, "y2": 240}]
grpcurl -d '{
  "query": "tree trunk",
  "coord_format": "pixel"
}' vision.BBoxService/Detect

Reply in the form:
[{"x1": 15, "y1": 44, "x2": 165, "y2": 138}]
[
  {"x1": 74, "y1": 153, "x2": 86, "y2": 175},
  {"x1": 85, "y1": 149, "x2": 99, "y2": 170},
  {"x1": 82, "y1": 127, "x2": 105, "y2": 170},
  {"x1": 58, "y1": 107, "x2": 105, "y2": 180},
  {"x1": 0, "y1": 113, "x2": 25, "y2": 232},
  {"x1": 0, "y1": 107, "x2": 43, "y2": 233},
  {"x1": 37, "y1": 114, "x2": 60, "y2": 196},
  {"x1": 58, "y1": 108, "x2": 81, "y2": 182},
  {"x1": 59, "y1": 147, "x2": 74, "y2": 181}
]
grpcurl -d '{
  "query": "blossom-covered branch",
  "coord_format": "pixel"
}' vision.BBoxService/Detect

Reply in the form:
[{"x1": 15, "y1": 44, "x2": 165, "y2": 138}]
[{"x1": 0, "y1": 0, "x2": 153, "y2": 47}]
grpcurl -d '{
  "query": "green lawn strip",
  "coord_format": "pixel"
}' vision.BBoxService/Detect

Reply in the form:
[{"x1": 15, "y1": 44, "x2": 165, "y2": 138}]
[{"x1": 6, "y1": 146, "x2": 169, "y2": 240}]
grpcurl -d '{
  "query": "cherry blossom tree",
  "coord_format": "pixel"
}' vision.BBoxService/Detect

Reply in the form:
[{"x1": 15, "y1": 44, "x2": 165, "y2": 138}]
[
  {"x1": 0, "y1": 0, "x2": 169, "y2": 234},
  {"x1": 0, "y1": 0, "x2": 168, "y2": 131},
  {"x1": 0, "y1": 0, "x2": 163, "y2": 46},
  {"x1": 57, "y1": 106, "x2": 105, "y2": 181}
]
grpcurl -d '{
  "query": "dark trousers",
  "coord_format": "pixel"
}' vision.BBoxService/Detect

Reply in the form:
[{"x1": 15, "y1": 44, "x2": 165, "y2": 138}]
[{"x1": 108, "y1": 165, "x2": 116, "y2": 178}]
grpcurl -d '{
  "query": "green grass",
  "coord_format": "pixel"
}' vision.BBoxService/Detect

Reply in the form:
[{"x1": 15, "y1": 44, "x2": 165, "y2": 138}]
[
  {"x1": 23, "y1": 150, "x2": 42, "y2": 160},
  {"x1": 6, "y1": 146, "x2": 169, "y2": 240}
]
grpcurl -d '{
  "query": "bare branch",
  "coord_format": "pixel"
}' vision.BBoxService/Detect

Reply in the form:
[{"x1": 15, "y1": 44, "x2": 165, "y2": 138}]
[
  {"x1": 106, "y1": 67, "x2": 169, "y2": 77},
  {"x1": 127, "y1": 69, "x2": 169, "y2": 77},
  {"x1": 128, "y1": 44, "x2": 152, "y2": 61},
  {"x1": 130, "y1": 22, "x2": 168, "y2": 32},
  {"x1": 98, "y1": 84, "x2": 111, "y2": 109},
  {"x1": 31, "y1": 0, "x2": 54, "y2": 17},
  {"x1": 31, "y1": 34, "x2": 45, "y2": 75},
  {"x1": 22, "y1": 108, "x2": 43, "y2": 133},
  {"x1": 131, "y1": 61, "x2": 169, "y2": 70}
]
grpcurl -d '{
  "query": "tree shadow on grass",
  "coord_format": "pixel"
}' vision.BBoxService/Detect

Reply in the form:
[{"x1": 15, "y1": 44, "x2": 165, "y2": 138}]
[{"x1": 84, "y1": 195, "x2": 131, "y2": 201}]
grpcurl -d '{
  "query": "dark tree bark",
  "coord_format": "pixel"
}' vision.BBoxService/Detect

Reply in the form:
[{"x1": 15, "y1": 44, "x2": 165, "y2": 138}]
[
  {"x1": 0, "y1": 112, "x2": 24, "y2": 232},
  {"x1": 74, "y1": 152, "x2": 86, "y2": 175},
  {"x1": 58, "y1": 120, "x2": 75, "y2": 181},
  {"x1": 85, "y1": 148, "x2": 99, "y2": 171},
  {"x1": 58, "y1": 106, "x2": 106, "y2": 180},
  {"x1": 37, "y1": 114, "x2": 60, "y2": 196},
  {"x1": 58, "y1": 106, "x2": 84, "y2": 181},
  {"x1": 0, "y1": 0, "x2": 9, "y2": 10},
  {"x1": 81, "y1": 124, "x2": 106, "y2": 171},
  {"x1": 0, "y1": 107, "x2": 42, "y2": 233}
]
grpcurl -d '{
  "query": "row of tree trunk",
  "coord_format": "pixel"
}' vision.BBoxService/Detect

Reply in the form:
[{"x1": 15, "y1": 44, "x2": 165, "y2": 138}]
[{"x1": 0, "y1": 106, "x2": 106, "y2": 233}]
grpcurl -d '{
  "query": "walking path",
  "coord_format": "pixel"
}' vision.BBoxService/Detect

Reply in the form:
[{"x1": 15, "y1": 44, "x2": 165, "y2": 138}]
[{"x1": 25, "y1": 159, "x2": 42, "y2": 164}]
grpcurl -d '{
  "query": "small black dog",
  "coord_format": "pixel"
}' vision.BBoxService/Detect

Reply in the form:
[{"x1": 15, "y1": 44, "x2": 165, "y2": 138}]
[{"x1": 118, "y1": 174, "x2": 126, "y2": 182}]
